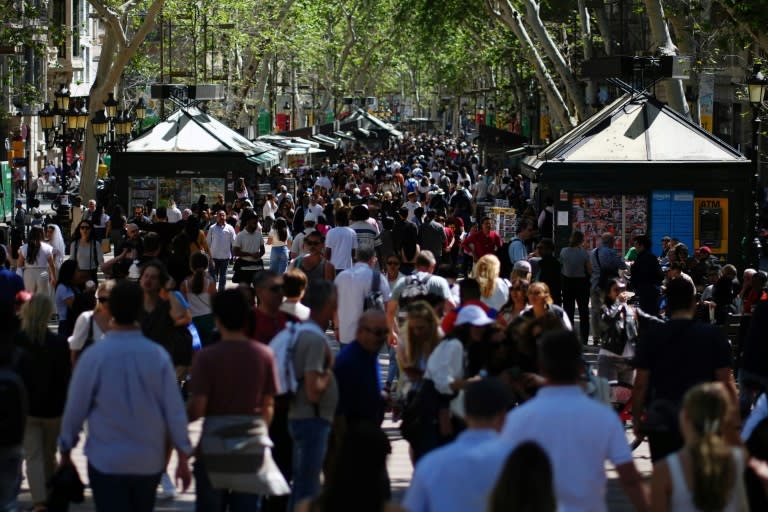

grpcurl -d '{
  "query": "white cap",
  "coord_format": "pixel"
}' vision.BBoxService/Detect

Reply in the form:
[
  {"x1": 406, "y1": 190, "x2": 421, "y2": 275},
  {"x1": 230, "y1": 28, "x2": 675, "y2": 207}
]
[{"x1": 455, "y1": 305, "x2": 494, "y2": 327}]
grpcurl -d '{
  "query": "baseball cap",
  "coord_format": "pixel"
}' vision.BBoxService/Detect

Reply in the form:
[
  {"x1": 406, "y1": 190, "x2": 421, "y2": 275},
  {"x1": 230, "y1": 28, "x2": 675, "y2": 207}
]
[
  {"x1": 455, "y1": 305, "x2": 494, "y2": 327},
  {"x1": 513, "y1": 260, "x2": 532, "y2": 273}
]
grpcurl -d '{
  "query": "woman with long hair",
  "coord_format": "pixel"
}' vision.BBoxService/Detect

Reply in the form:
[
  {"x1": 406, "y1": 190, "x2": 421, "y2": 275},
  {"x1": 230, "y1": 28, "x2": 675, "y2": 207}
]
[
  {"x1": 497, "y1": 278, "x2": 529, "y2": 327},
  {"x1": 17, "y1": 225, "x2": 57, "y2": 295},
  {"x1": 560, "y1": 229, "x2": 592, "y2": 343},
  {"x1": 268, "y1": 217, "x2": 292, "y2": 274},
  {"x1": 489, "y1": 441, "x2": 557, "y2": 512},
  {"x1": 651, "y1": 382, "x2": 746, "y2": 512},
  {"x1": 520, "y1": 282, "x2": 572, "y2": 330},
  {"x1": 180, "y1": 252, "x2": 217, "y2": 348},
  {"x1": 15, "y1": 294, "x2": 71, "y2": 512},
  {"x1": 69, "y1": 219, "x2": 103, "y2": 283},
  {"x1": 54, "y1": 259, "x2": 79, "y2": 338},
  {"x1": 68, "y1": 279, "x2": 115, "y2": 365},
  {"x1": 45, "y1": 224, "x2": 66, "y2": 271},
  {"x1": 474, "y1": 254, "x2": 509, "y2": 311},
  {"x1": 397, "y1": 301, "x2": 442, "y2": 392},
  {"x1": 235, "y1": 177, "x2": 249, "y2": 200},
  {"x1": 92, "y1": 203, "x2": 110, "y2": 242}
]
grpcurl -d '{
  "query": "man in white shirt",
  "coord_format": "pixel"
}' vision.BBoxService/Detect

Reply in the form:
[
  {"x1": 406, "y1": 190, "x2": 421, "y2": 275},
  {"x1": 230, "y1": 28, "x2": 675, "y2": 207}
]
[
  {"x1": 497, "y1": 330, "x2": 648, "y2": 512},
  {"x1": 333, "y1": 246, "x2": 391, "y2": 345},
  {"x1": 305, "y1": 195, "x2": 324, "y2": 223},
  {"x1": 403, "y1": 379, "x2": 509, "y2": 512},
  {"x1": 206, "y1": 210, "x2": 236, "y2": 292},
  {"x1": 313, "y1": 170, "x2": 333, "y2": 193},
  {"x1": 166, "y1": 198, "x2": 183, "y2": 223},
  {"x1": 291, "y1": 218, "x2": 317, "y2": 260},
  {"x1": 325, "y1": 209, "x2": 357, "y2": 274},
  {"x1": 232, "y1": 212, "x2": 265, "y2": 285},
  {"x1": 404, "y1": 191, "x2": 421, "y2": 222}
]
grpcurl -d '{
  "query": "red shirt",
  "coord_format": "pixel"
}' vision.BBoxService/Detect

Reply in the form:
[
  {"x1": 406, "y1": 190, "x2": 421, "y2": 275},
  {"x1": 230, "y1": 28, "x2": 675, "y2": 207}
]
[
  {"x1": 461, "y1": 230, "x2": 502, "y2": 260},
  {"x1": 441, "y1": 300, "x2": 495, "y2": 334},
  {"x1": 246, "y1": 308, "x2": 288, "y2": 344}
]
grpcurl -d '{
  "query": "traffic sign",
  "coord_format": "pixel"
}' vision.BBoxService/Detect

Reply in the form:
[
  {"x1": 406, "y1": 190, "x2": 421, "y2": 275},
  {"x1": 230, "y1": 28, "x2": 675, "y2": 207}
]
[{"x1": 12, "y1": 157, "x2": 27, "y2": 167}]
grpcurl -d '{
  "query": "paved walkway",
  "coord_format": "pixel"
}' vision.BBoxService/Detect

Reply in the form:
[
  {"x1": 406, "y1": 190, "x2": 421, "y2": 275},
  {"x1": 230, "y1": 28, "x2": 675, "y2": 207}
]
[{"x1": 18, "y1": 250, "x2": 653, "y2": 510}]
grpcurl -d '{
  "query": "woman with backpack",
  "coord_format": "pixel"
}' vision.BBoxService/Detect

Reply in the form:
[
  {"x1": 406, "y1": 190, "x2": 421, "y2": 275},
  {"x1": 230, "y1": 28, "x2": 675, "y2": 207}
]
[
  {"x1": 14, "y1": 294, "x2": 70, "y2": 512},
  {"x1": 68, "y1": 279, "x2": 114, "y2": 365}
]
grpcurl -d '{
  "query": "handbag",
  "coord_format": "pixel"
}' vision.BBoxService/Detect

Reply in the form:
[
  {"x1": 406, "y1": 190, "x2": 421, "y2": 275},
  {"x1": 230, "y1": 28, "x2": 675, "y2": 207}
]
[{"x1": 199, "y1": 415, "x2": 290, "y2": 495}]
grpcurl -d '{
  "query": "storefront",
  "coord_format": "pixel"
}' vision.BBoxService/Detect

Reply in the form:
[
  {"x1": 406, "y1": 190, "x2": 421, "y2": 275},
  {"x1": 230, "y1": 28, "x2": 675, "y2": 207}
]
[
  {"x1": 522, "y1": 93, "x2": 751, "y2": 264},
  {"x1": 110, "y1": 106, "x2": 281, "y2": 212}
]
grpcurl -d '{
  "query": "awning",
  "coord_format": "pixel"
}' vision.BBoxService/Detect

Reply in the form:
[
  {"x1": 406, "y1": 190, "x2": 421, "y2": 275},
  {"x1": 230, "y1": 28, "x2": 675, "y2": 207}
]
[
  {"x1": 286, "y1": 147, "x2": 325, "y2": 155},
  {"x1": 311, "y1": 134, "x2": 341, "y2": 149},
  {"x1": 247, "y1": 150, "x2": 282, "y2": 166},
  {"x1": 334, "y1": 131, "x2": 356, "y2": 141}
]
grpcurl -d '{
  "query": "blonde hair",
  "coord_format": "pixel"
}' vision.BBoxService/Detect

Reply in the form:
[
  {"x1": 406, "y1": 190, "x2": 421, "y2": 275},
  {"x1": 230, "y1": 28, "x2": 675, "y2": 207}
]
[
  {"x1": 528, "y1": 281, "x2": 553, "y2": 305},
  {"x1": 475, "y1": 254, "x2": 501, "y2": 298},
  {"x1": 20, "y1": 294, "x2": 54, "y2": 344},
  {"x1": 96, "y1": 279, "x2": 116, "y2": 310},
  {"x1": 400, "y1": 301, "x2": 440, "y2": 369},
  {"x1": 683, "y1": 382, "x2": 736, "y2": 512}
]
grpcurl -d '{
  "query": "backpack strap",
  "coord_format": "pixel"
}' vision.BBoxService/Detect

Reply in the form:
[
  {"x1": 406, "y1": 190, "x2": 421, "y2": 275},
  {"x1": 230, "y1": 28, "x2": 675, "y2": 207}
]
[{"x1": 371, "y1": 270, "x2": 381, "y2": 293}]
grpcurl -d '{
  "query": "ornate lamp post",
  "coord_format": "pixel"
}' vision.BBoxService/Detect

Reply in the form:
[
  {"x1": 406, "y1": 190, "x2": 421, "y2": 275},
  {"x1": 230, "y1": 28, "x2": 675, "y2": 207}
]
[
  {"x1": 90, "y1": 92, "x2": 146, "y2": 154},
  {"x1": 747, "y1": 64, "x2": 767, "y2": 269}
]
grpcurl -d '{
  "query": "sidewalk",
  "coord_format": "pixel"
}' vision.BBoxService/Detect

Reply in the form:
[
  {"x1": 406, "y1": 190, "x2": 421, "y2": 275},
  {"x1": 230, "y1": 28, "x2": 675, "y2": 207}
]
[{"x1": 18, "y1": 255, "x2": 652, "y2": 510}]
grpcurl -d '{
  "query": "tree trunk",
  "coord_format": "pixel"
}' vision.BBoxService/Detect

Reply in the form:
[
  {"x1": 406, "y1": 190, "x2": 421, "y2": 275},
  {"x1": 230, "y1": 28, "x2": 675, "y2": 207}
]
[
  {"x1": 593, "y1": 0, "x2": 613, "y2": 55},
  {"x1": 487, "y1": 0, "x2": 575, "y2": 133},
  {"x1": 79, "y1": 0, "x2": 167, "y2": 201},
  {"x1": 643, "y1": 0, "x2": 691, "y2": 119},
  {"x1": 577, "y1": 0, "x2": 596, "y2": 112},
  {"x1": 521, "y1": 0, "x2": 587, "y2": 121}
]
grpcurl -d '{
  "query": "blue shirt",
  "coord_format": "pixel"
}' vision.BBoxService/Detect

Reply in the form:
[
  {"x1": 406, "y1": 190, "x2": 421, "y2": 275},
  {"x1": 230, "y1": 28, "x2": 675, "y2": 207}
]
[
  {"x1": 589, "y1": 246, "x2": 627, "y2": 290},
  {"x1": 333, "y1": 341, "x2": 384, "y2": 425},
  {"x1": 0, "y1": 267, "x2": 24, "y2": 307},
  {"x1": 402, "y1": 429, "x2": 505, "y2": 512},
  {"x1": 508, "y1": 238, "x2": 527, "y2": 264},
  {"x1": 58, "y1": 329, "x2": 192, "y2": 475}
]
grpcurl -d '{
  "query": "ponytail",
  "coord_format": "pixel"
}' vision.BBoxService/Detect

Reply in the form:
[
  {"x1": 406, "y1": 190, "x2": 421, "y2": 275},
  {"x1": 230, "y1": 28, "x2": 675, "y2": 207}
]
[{"x1": 689, "y1": 431, "x2": 735, "y2": 512}]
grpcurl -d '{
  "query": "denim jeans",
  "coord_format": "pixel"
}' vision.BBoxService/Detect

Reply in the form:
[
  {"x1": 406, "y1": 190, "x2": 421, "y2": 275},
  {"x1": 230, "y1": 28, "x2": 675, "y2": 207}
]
[
  {"x1": 288, "y1": 417, "x2": 331, "y2": 510},
  {"x1": 88, "y1": 464, "x2": 161, "y2": 512},
  {"x1": 269, "y1": 246, "x2": 289, "y2": 274},
  {"x1": 194, "y1": 459, "x2": 262, "y2": 512},
  {"x1": 386, "y1": 345, "x2": 399, "y2": 387},
  {"x1": 0, "y1": 448, "x2": 22, "y2": 512},
  {"x1": 210, "y1": 258, "x2": 229, "y2": 292}
]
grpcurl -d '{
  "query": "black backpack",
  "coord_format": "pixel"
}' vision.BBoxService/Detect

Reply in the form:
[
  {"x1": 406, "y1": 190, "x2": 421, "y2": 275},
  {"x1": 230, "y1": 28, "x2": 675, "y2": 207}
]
[
  {"x1": 0, "y1": 351, "x2": 27, "y2": 448},
  {"x1": 497, "y1": 240, "x2": 514, "y2": 279}
]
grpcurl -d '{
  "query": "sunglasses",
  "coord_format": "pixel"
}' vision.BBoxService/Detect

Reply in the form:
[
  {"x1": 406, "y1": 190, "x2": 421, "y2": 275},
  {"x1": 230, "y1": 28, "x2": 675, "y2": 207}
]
[
  {"x1": 387, "y1": 261, "x2": 400, "y2": 266},
  {"x1": 97, "y1": 296, "x2": 110, "y2": 303},
  {"x1": 80, "y1": 226, "x2": 91, "y2": 230},
  {"x1": 305, "y1": 240, "x2": 322, "y2": 246}
]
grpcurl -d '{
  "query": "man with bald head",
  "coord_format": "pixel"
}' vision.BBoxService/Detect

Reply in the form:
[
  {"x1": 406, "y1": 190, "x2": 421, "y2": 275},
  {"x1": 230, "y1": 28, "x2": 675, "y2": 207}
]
[
  {"x1": 334, "y1": 310, "x2": 389, "y2": 426},
  {"x1": 331, "y1": 310, "x2": 391, "y2": 496}
]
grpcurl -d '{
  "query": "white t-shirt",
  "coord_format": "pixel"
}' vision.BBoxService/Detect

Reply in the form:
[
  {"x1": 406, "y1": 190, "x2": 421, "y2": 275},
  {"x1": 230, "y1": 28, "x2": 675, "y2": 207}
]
[
  {"x1": 500, "y1": 386, "x2": 634, "y2": 512},
  {"x1": 480, "y1": 278, "x2": 510, "y2": 311},
  {"x1": 21, "y1": 242, "x2": 53, "y2": 268},
  {"x1": 233, "y1": 229, "x2": 264, "y2": 262},
  {"x1": 333, "y1": 263, "x2": 391, "y2": 344},
  {"x1": 68, "y1": 310, "x2": 107, "y2": 350},
  {"x1": 268, "y1": 229, "x2": 291, "y2": 248},
  {"x1": 325, "y1": 226, "x2": 358, "y2": 271}
]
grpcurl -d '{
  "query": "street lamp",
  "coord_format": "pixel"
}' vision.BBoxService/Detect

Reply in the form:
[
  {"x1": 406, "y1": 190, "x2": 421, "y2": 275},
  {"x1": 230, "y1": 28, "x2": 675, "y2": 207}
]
[
  {"x1": 90, "y1": 94, "x2": 147, "y2": 153},
  {"x1": 747, "y1": 64, "x2": 767, "y2": 269}
]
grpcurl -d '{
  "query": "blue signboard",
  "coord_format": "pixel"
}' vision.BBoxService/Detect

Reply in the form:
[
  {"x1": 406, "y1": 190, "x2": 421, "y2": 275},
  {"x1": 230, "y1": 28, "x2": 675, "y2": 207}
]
[{"x1": 651, "y1": 190, "x2": 694, "y2": 257}]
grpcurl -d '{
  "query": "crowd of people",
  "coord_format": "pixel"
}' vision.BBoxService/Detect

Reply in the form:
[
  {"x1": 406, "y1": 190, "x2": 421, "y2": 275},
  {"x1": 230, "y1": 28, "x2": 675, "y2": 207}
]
[{"x1": 1, "y1": 133, "x2": 768, "y2": 512}]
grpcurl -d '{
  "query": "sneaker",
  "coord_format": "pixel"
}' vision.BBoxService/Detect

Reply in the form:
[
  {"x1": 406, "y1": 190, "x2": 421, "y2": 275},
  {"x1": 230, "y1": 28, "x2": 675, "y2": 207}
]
[{"x1": 158, "y1": 472, "x2": 176, "y2": 500}]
